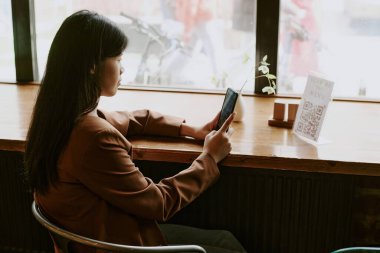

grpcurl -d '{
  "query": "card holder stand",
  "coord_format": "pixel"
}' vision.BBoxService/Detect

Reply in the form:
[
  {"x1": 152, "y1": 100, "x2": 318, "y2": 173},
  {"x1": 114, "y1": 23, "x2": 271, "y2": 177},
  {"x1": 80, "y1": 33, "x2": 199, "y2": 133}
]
[{"x1": 268, "y1": 100, "x2": 299, "y2": 129}]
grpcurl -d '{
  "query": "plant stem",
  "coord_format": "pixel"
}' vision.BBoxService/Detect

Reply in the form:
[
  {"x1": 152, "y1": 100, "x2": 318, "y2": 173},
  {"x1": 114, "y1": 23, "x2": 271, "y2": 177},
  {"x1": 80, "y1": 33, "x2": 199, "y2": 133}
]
[
  {"x1": 255, "y1": 75, "x2": 267, "y2": 79},
  {"x1": 239, "y1": 80, "x2": 248, "y2": 94}
]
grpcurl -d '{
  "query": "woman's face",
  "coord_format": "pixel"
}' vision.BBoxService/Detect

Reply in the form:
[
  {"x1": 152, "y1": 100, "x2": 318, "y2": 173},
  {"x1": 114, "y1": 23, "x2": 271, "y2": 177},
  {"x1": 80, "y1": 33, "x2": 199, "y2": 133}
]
[{"x1": 98, "y1": 54, "x2": 124, "y2": 97}]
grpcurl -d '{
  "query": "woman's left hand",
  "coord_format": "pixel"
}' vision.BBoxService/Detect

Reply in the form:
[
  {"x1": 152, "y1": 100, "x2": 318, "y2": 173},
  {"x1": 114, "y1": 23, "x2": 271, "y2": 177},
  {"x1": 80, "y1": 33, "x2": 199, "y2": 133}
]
[{"x1": 180, "y1": 112, "x2": 220, "y2": 140}]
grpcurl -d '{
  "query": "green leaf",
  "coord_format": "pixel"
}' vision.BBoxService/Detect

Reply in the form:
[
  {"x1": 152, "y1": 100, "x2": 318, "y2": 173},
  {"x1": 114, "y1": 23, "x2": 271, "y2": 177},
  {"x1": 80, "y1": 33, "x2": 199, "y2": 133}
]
[
  {"x1": 263, "y1": 55, "x2": 268, "y2": 62},
  {"x1": 262, "y1": 86, "x2": 270, "y2": 93},
  {"x1": 269, "y1": 87, "x2": 276, "y2": 94},
  {"x1": 266, "y1": 74, "x2": 277, "y2": 79},
  {"x1": 258, "y1": 66, "x2": 269, "y2": 74},
  {"x1": 242, "y1": 53, "x2": 250, "y2": 64},
  {"x1": 262, "y1": 86, "x2": 275, "y2": 95}
]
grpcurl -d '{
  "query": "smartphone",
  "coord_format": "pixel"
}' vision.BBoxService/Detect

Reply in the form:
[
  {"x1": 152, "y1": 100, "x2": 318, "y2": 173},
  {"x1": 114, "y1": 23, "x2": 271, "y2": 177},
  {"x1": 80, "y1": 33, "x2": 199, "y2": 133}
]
[{"x1": 215, "y1": 88, "x2": 239, "y2": 130}]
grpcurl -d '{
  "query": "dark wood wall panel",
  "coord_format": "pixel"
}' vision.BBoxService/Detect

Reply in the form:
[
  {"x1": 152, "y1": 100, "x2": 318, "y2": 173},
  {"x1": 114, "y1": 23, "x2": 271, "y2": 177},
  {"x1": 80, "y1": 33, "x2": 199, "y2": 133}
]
[
  {"x1": 1, "y1": 151, "x2": 379, "y2": 253},
  {"x1": 136, "y1": 160, "x2": 358, "y2": 253},
  {"x1": 0, "y1": 151, "x2": 52, "y2": 253}
]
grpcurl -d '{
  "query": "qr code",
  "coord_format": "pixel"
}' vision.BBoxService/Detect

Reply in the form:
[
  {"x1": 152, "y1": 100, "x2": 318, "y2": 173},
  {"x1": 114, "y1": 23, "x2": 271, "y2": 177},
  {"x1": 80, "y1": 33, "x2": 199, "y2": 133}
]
[{"x1": 295, "y1": 100, "x2": 325, "y2": 140}]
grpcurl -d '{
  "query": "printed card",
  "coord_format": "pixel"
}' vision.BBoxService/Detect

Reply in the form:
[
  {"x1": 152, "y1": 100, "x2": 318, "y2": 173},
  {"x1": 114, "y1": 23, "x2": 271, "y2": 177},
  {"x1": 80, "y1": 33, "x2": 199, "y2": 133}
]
[{"x1": 293, "y1": 74, "x2": 334, "y2": 142}]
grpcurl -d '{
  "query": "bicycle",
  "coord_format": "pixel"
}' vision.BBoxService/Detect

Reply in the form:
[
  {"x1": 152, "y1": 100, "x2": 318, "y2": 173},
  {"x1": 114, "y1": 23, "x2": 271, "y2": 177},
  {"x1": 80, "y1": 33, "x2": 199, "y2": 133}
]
[{"x1": 120, "y1": 12, "x2": 192, "y2": 85}]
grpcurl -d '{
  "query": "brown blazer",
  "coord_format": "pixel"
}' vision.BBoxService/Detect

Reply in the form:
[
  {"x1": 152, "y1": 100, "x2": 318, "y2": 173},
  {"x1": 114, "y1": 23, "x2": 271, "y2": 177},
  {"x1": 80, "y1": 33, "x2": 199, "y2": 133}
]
[{"x1": 35, "y1": 109, "x2": 219, "y2": 252}]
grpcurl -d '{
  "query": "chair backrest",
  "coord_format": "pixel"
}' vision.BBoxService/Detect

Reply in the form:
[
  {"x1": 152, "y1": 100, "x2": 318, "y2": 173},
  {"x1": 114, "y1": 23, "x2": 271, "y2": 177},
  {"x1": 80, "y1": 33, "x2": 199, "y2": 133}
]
[
  {"x1": 31, "y1": 201, "x2": 206, "y2": 253},
  {"x1": 331, "y1": 247, "x2": 380, "y2": 253}
]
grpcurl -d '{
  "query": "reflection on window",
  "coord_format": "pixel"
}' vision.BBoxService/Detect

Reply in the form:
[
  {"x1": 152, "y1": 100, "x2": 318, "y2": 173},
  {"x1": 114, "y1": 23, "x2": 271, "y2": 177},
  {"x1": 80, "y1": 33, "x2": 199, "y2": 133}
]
[
  {"x1": 0, "y1": 0, "x2": 16, "y2": 81},
  {"x1": 278, "y1": 0, "x2": 380, "y2": 99},
  {"x1": 34, "y1": 0, "x2": 256, "y2": 91}
]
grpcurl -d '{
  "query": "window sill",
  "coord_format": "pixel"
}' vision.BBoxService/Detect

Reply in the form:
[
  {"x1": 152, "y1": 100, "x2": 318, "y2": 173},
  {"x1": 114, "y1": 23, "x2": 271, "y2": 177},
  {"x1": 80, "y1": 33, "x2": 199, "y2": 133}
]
[{"x1": 5, "y1": 81, "x2": 380, "y2": 103}]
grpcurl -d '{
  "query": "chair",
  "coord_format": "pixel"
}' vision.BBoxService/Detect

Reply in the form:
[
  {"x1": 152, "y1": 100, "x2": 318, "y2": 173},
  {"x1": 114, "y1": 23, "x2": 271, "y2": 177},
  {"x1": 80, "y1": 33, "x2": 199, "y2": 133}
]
[
  {"x1": 32, "y1": 201, "x2": 206, "y2": 253},
  {"x1": 331, "y1": 247, "x2": 380, "y2": 253}
]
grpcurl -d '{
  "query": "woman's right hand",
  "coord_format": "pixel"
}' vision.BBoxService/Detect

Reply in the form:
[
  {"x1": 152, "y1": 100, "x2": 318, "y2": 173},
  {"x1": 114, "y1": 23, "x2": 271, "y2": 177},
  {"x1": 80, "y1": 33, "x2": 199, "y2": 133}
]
[{"x1": 202, "y1": 113, "x2": 235, "y2": 163}]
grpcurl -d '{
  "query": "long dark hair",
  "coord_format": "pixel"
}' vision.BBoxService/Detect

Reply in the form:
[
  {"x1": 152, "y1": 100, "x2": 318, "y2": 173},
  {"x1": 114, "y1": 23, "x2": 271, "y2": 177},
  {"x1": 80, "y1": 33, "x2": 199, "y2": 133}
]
[{"x1": 25, "y1": 10, "x2": 128, "y2": 194}]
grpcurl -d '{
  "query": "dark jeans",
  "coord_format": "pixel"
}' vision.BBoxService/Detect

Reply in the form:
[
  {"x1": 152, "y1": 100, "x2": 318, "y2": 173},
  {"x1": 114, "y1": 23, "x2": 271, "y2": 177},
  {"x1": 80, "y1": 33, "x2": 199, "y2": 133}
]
[{"x1": 159, "y1": 224, "x2": 247, "y2": 253}]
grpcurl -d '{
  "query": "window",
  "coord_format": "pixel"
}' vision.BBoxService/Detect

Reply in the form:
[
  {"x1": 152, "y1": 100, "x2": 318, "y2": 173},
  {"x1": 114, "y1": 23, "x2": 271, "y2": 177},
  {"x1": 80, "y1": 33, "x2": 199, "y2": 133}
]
[
  {"x1": 7, "y1": 0, "x2": 380, "y2": 99},
  {"x1": 0, "y1": 0, "x2": 16, "y2": 81},
  {"x1": 34, "y1": 0, "x2": 256, "y2": 92},
  {"x1": 278, "y1": 0, "x2": 380, "y2": 99}
]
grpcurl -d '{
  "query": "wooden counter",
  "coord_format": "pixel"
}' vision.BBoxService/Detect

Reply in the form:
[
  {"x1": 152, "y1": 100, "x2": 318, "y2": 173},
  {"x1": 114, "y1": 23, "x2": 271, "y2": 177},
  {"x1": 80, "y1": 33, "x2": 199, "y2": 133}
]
[
  {"x1": 1, "y1": 83, "x2": 380, "y2": 176},
  {"x1": 1, "y1": 83, "x2": 380, "y2": 253}
]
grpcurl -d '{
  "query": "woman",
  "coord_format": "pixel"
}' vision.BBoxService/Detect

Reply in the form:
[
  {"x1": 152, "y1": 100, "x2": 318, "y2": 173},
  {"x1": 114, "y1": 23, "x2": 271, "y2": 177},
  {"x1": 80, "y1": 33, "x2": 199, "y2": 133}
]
[{"x1": 25, "y1": 10, "x2": 245, "y2": 253}]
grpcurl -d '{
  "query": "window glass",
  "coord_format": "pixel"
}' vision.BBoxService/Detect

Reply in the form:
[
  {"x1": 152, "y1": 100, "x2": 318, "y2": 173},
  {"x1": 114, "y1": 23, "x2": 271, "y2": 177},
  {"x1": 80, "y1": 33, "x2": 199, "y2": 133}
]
[
  {"x1": 278, "y1": 0, "x2": 380, "y2": 99},
  {"x1": 34, "y1": 0, "x2": 256, "y2": 91},
  {"x1": 0, "y1": 0, "x2": 16, "y2": 81}
]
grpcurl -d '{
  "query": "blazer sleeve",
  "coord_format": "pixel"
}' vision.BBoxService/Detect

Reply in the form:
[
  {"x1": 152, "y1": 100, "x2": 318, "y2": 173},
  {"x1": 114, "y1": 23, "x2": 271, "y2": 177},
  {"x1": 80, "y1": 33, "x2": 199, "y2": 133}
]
[
  {"x1": 75, "y1": 128, "x2": 219, "y2": 222},
  {"x1": 99, "y1": 109, "x2": 185, "y2": 137}
]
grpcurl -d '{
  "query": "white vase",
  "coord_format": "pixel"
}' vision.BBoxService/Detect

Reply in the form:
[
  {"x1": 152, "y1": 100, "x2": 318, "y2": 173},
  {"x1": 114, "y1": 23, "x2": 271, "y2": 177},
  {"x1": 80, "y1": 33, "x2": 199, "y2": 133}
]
[{"x1": 233, "y1": 93, "x2": 245, "y2": 122}]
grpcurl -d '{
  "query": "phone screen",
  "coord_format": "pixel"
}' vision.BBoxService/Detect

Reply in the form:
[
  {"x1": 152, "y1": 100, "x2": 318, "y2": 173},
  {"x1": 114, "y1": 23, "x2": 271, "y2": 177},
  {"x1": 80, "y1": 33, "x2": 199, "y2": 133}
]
[{"x1": 215, "y1": 88, "x2": 239, "y2": 130}]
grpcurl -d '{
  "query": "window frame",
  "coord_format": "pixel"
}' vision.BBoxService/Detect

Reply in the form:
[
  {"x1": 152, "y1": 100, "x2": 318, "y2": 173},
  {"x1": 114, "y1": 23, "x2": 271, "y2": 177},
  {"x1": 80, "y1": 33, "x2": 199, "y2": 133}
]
[
  {"x1": 11, "y1": 0, "x2": 39, "y2": 82},
  {"x1": 10, "y1": 0, "x2": 280, "y2": 93}
]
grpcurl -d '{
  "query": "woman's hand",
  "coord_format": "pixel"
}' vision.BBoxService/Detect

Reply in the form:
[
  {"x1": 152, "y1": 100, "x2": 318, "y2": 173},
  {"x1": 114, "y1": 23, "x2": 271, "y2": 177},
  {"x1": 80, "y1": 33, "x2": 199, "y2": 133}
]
[
  {"x1": 180, "y1": 112, "x2": 221, "y2": 140},
  {"x1": 202, "y1": 113, "x2": 235, "y2": 163}
]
